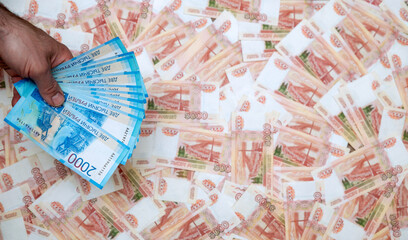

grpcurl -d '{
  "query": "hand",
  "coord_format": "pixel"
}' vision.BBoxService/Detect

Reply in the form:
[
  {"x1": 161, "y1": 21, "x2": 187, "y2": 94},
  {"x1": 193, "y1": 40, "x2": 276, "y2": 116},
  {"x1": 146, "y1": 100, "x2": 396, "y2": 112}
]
[{"x1": 0, "y1": 5, "x2": 73, "y2": 107}]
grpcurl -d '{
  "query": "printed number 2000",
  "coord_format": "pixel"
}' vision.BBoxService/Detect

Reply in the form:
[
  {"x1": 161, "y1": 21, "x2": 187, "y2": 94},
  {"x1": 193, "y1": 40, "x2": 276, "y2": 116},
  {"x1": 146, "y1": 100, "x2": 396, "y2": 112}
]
[{"x1": 67, "y1": 153, "x2": 96, "y2": 177}]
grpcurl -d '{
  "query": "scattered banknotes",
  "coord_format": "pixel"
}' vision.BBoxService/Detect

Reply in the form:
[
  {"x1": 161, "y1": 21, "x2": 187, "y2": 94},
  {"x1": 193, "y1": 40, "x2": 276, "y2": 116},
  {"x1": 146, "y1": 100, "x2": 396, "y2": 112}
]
[
  {"x1": 0, "y1": 0, "x2": 408, "y2": 239},
  {"x1": 5, "y1": 38, "x2": 146, "y2": 189}
]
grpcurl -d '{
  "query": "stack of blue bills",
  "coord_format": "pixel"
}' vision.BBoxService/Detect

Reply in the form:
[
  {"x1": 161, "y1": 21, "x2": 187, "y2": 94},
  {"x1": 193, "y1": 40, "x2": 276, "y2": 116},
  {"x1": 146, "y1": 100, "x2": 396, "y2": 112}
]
[{"x1": 4, "y1": 38, "x2": 146, "y2": 189}]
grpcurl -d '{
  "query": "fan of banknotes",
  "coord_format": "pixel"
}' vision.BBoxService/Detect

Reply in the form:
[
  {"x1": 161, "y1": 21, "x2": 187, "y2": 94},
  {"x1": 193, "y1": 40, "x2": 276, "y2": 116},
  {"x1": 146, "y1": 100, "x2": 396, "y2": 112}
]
[
  {"x1": 5, "y1": 38, "x2": 146, "y2": 189},
  {"x1": 0, "y1": 0, "x2": 408, "y2": 239}
]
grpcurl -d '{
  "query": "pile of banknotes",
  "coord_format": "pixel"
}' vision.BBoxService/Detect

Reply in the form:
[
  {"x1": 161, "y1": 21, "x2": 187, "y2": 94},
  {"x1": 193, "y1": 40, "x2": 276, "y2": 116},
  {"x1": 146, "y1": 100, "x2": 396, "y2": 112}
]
[
  {"x1": 5, "y1": 38, "x2": 147, "y2": 189},
  {"x1": 0, "y1": 0, "x2": 407, "y2": 239}
]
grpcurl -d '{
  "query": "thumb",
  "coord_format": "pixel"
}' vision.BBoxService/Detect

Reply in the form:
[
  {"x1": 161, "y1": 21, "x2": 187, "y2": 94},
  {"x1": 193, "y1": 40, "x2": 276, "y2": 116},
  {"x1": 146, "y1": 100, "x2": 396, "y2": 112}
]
[{"x1": 31, "y1": 68, "x2": 65, "y2": 107}]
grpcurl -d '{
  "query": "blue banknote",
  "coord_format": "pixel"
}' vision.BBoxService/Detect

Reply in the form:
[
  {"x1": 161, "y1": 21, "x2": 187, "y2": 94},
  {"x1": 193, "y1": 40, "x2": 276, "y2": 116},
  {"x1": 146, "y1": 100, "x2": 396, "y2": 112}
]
[
  {"x1": 56, "y1": 72, "x2": 141, "y2": 86},
  {"x1": 52, "y1": 37, "x2": 127, "y2": 73},
  {"x1": 54, "y1": 54, "x2": 148, "y2": 98},
  {"x1": 6, "y1": 80, "x2": 130, "y2": 188},
  {"x1": 6, "y1": 38, "x2": 147, "y2": 186}
]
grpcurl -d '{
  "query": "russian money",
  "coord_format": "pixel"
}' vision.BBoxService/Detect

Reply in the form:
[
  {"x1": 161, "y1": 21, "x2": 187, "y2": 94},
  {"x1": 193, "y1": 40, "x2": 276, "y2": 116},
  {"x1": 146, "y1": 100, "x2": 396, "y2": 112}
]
[
  {"x1": 0, "y1": 0, "x2": 408, "y2": 239},
  {"x1": 5, "y1": 38, "x2": 146, "y2": 188}
]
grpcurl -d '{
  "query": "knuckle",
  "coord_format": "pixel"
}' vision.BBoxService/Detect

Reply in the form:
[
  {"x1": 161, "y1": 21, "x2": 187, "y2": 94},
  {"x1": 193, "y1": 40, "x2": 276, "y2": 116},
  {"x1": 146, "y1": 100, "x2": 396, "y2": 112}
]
[
  {"x1": 60, "y1": 44, "x2": 73, "y2": 58},
  {"x1": 32, "y1": 65, "x2": 50, "y2": 78}
]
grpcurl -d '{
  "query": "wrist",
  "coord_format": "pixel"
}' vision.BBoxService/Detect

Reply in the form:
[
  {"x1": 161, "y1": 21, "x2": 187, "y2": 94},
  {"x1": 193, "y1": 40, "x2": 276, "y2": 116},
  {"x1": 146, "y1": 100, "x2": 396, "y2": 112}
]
[{"x1": 0, "y1": 5, "x2": 15, "y2": 38}]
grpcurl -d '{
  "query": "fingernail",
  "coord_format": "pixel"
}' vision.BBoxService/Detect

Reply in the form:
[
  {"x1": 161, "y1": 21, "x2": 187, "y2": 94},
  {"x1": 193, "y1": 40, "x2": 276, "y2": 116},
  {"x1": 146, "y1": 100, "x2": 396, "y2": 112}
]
[{"x1": 52, "y1": 92, "x2": 65, "y2": 106}]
